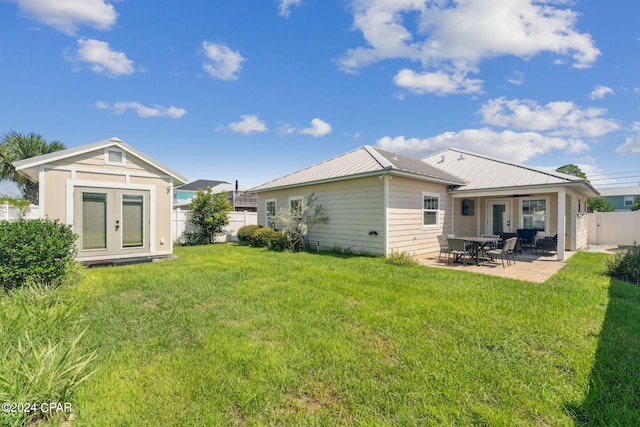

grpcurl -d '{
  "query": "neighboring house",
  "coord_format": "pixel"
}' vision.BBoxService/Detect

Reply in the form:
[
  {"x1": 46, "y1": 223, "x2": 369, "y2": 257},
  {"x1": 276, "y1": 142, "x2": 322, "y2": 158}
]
[
  {"x1": 12, "y1": 137, "x2": 187, "y2": 263},
  {"x1": 252, "y1": 146, "x2": 599, "y2": 261},
  {"x1": 592, "y1": 186, "x2": 640, "y2": 211},
  {"x1": 174, "y1": 179, "x2": 257, "y2": 212}
]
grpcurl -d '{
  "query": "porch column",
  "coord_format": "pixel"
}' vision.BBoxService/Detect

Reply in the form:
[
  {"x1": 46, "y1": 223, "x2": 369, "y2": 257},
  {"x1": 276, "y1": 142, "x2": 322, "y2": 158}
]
[{"x1": 557, "y1": 189, "x2": 566, "y2": 261}]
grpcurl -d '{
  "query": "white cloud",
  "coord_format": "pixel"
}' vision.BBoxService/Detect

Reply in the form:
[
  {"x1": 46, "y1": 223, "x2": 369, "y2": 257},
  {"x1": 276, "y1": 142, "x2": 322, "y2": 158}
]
[
  {"x1": 616, "y1": 122, "x2": 640, "y2": 155},
  {"x1": 376, "y1": 128, "x2": 588, "y2": 164},
  {"x1": 506, "y1": 71, "x2": 525, "y2": 86},
  {"x1": 12, "y1": 0, "x2": 117, "y2": 34},
  {"x1": 393, "y1": 69, "x2": 483, "y2": 95},
  {"x1": 201, "y1": 41, "x2": 245, "y2": 81},
  {"x1": 226, "y1": 115, "x2": 268, "y2": 134},
  {"x1": 590, "y1": 85, "x2": 614, "y2": 100},
  {"x1": 479, "y1": 97, "x2": 619, "y2": 138},
  {"x1": 299, "y1": 118, "x2": 332, "y2": 137},
  {"x1": 340, "y1": 0, "x2": 600, "y2": 94},
  {"x1": 278, "y1": 0, "x2": 301, "y2": 18},
  {"x1": 96, "y1": 101, "x2": 187, "y2": 118},
  {"x1": 66, "y1": 38, "x2": 134, "y2": 77}
]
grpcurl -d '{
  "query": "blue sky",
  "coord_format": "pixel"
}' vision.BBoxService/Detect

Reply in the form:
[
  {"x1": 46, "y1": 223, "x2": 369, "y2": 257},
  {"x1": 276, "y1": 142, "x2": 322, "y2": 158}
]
[{"x1": 1, "y1": 0, "x2": 639, "y2": 196}]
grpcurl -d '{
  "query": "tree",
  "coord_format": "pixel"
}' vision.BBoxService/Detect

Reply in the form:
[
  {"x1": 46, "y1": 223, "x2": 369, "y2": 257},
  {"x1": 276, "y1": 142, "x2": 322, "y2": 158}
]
[
  {"x1": 0, "y1": 131, "x2": 65, "y2": 204},
  {"x1": 631, "y1": 196, "x2": 640, "y2": 212},
  {"x1": 272, "y1": 193, "x2": 328, "y2": 252},
  {"x1": 587, "y1": 198, "x2": 615, "y2": 213},
  {"x1": 556, "y1": 164, "x2": 589, "y2": 182},
  {"x1": 184, "y1": 187, "x2": 233, "y2": 245}
]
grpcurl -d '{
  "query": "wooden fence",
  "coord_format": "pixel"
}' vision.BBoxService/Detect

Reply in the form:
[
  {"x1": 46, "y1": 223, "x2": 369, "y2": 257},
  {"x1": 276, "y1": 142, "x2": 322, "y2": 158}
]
[
  {"x1": 587, "y1": 211, "x2": 640, "y2": 246},
  {"x1": 171, "y1": 209, "x2": 258, "y2": 243}
]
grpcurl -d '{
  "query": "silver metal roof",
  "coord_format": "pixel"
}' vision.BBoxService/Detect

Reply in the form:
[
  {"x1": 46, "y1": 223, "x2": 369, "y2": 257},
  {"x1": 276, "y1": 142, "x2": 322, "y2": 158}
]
[
  {"x1": 13, "y1": 137, "x2": 188, "y2": 184},
  {"x1": 251, "y1": 145, "x2": 465, "y2": 192},
  {"x1": 596, "y1": 186, "x2": 640, "y2": 197},
  {"x1": 421, "y1": 148, "x2": 599, "y2": 196}
]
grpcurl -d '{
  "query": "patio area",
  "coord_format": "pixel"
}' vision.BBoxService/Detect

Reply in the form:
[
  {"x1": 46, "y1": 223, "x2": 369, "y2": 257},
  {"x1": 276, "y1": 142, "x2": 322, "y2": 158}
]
[{"x1": 417, "y1": 249, "x2": 576, "y2": 283}]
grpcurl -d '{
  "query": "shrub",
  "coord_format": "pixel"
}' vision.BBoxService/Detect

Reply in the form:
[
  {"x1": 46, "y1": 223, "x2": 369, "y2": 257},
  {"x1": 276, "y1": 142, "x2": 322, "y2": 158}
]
[
  {"x1": 0, "y1": 219, "x2": 78, "y2": 291},
  {"x1": 386, "y1": 250, "x2": 418, "y2": 267},
  {"x1": 607, "y1": 243, "x2": 640, "y2": 284},
  {"x1": 252, "y1": 227, "x2": 275, "y2": 248},
  {"x1": 268, "y1": 231, "x2": 288, "y2": 251},
  {"x1": 271, "y1": 193, "x2": 328, "y2": 252},
  {"x1": 237, "y1": 225, "x2": 260, "y2": 244},
  {"x1": 186, "y1": 188, "x2": 233, "y2": 245}
]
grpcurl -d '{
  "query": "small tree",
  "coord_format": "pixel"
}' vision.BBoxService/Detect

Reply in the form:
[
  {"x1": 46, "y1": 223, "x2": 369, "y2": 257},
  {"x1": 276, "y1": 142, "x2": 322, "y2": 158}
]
[
  {"x1": 272, "y1": 193, "x2": 328, "y2": 252},
  {"x1": 184, "y1": 187, "x2": 232, "y2": 245},
  {"x1": 587, "y1": 198, "x2": 615, "y2": 213},
  {"x1": 631, "y1": 196, "x2": 640, "y2": 211},
  {"x1": 556, "y1": 164, "x2": 589, "y2": 182}
]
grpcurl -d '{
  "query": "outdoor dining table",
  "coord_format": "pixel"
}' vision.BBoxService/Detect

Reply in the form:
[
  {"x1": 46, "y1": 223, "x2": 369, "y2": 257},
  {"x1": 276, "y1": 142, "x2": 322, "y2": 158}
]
[{"x1": 460, "y1": 236, "x2": 500, "y2": 265}]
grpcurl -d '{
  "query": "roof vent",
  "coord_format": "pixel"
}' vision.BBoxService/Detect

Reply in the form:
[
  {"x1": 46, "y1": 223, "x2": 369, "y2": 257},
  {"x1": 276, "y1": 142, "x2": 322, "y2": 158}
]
[
  {"x1": 438, "y1": 155, "x2": 444, "y2": 163},
  {"x1": 457, "y1": 154, "x2": 465, "y2": 161}
]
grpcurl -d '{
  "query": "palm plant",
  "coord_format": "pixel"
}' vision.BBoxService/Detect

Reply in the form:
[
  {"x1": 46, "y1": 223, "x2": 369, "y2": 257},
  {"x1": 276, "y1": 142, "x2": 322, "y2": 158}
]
[{"x1": 0, "y1": 131, "x2": 65, "y2": 204}]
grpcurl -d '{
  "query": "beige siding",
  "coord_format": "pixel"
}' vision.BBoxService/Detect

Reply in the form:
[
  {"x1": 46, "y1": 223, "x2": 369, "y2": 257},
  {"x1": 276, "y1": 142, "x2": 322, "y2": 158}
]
[
  {"x1": 43, "y1": 169, "x2": 71, "y2": 222},
  {"x1": 257, "y1": 177, "x2": 384, "y2": 255},
  {"x1": 132, "y1": 175, "x2": 173, "y2": 253},
  {"x1": 387, "y1": 177, "x2": 450, "y2": 256},
  {"x1": 76, "y1": 171, "x2": 127, "y2": 183}
]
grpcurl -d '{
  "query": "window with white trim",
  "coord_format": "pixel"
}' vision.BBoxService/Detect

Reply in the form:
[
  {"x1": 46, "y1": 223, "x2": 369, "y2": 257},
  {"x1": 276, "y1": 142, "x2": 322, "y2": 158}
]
[
  {"x1": 422, "y1": 192, "x2": 439, "y2": 228},
  {"x1": 521, "y1": 198, "x2": 547, "y2": 231},
  {"x1": 624, "y1": 196, "x2": 634, "y2": 207},
  {"x1": 265, "y1": 199, "x2": 277, "y2": 227},
  {"x1": 289, "y1": 196, "x2": 303, "y2": 218}
]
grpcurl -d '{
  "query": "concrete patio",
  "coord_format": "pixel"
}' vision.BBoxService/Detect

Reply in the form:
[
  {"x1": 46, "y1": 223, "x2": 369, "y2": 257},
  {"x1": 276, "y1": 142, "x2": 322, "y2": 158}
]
[{"x1": 417, "y1": 249, "x2": 577, "y2": 283}]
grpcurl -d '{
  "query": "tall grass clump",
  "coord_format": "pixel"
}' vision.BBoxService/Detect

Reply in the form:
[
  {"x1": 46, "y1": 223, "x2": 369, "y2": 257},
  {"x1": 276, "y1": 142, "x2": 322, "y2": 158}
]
[
  {"x1": 0, "y1": 282, "x2": 95, "y2": 426},
  {"x1": 607, "y1": 243, "x2": 640, "y2": 284}
]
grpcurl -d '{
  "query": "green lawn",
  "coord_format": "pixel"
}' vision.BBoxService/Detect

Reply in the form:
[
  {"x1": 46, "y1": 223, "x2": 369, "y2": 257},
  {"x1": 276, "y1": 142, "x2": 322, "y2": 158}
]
[{"x1": 68, "y1": 244, "x2": 640, "y2": 426}]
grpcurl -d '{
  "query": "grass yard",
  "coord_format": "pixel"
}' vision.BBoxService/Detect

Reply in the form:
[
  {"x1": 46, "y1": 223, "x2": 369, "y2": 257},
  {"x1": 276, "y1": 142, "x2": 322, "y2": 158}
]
[{"x1": 67, "y1": 244, "x2": 640, "y2": 426}]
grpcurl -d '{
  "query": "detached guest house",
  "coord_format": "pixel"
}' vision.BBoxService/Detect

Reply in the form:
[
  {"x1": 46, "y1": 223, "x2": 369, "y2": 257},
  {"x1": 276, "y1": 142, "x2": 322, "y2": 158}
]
[
  {"x1": 13, "y1": 137, "x2": 187, "y2": 263},
  {"x1": 252, "y1": 146, "x2": 599, "y2": 261}
]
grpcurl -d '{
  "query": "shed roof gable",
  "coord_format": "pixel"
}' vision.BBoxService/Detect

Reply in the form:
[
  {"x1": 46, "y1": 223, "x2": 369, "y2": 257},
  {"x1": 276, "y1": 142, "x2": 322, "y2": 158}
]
[{"x1": 12, "y1": 137, "x2": 187, "y2": 184}]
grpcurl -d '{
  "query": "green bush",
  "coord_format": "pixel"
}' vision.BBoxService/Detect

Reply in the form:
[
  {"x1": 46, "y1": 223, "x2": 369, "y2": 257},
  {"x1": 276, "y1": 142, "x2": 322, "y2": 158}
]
[
  {"x1": 237, "y1": 225, "x2": 260, "y2": 244},
  {"x1": 0, "y1": 219, "x2": 78, "y2": 291},
  {"x1": 607, "y1": 243, "x2": 640, "y2": 284},
  {"x1": 268, "y1": 231, "x2": 289, "y2": 251},
  {"x1": 252, "y1": 227, "x2": 275, "y2": 248}
]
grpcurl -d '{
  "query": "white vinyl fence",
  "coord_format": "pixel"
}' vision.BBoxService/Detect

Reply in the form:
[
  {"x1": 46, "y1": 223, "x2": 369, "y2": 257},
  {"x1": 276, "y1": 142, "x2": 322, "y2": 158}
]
[
  {"x1": 1, "y1": 203, "x2": 40, "y2": 221},
  {"x1": 588, "y1": 211, "x2": 640, "y2": 246},
  {"x1": 172, "y1": 209, "x2": 257, "y2": 244}
]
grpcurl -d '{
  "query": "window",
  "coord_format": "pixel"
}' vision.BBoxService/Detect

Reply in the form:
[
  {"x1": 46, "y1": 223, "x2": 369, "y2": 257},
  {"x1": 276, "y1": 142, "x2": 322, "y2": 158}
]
[
  {"x1": 105, "y1": 148, "x2": 126, "y2": 166},
  {"x1": 289, "y1": 196, "x2": 303, "y2": 217},
  {"x1": 122, "y1": 194, "x2": 144, "y2": 248},
  {"x1": 624, "y1": 196, "x2": 634, "y2": 207},
  {"x1": 422, "y1": 192, "x2": 439, "y2": 228},
  {"x1": 265, "y1": 199, "x2": 277, "y2": 227},
  {"x1": 521, "y1": 198, "x2": 547, "y2": 231}
]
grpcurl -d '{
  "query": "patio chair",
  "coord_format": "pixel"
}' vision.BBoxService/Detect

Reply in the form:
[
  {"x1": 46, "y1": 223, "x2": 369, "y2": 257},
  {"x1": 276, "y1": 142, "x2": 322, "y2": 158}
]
[
  {"x1": 486, "y1": 237, "x2": 517, "y2": 268},
  {"x1": 436, "y1": 235, "x2": 450, "y2": 260},
  {"x1": 447, "y1": 238, "x2": 470, "y2": 266},
  {"x1": 480, "y1": 234, "x2": 500, "y2": 250},
  {"x1": 517, "y1": 228, "x2": 537, "y2": 251},
  {"x1": 535, "y1": 234, "x2": 558, "y2": 255}
]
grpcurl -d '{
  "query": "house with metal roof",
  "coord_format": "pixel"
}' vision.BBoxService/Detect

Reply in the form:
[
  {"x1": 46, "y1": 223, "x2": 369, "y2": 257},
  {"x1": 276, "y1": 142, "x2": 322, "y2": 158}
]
[
  {"x1": 252, "y1": 146, "x2": 599, "y2": 260},
  {"x1": 13, "y1": 137, "x2": 187, "y2": 263}
]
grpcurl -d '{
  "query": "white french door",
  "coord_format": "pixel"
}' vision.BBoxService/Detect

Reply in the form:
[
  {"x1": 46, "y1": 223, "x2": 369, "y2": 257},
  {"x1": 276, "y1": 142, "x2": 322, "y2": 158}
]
[{"x1": 74, "y1": 187, "x2": 149, "y2": 258}]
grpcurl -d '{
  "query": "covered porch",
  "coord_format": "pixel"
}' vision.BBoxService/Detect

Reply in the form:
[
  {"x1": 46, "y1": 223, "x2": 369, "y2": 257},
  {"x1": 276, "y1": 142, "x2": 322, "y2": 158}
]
[{"x1": 443, "y1": 186, "x2": 590, "y2": 261}]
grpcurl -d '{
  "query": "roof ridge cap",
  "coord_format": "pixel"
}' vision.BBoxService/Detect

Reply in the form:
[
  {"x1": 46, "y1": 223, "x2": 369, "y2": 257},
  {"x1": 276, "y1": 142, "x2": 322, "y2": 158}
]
[{"x1": 363, "y1": 145, "x2": 394, "y2": 169}]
